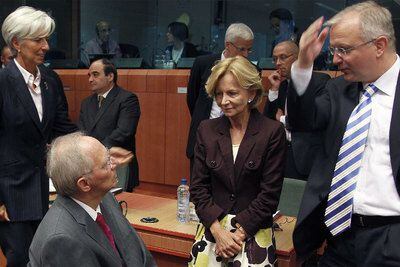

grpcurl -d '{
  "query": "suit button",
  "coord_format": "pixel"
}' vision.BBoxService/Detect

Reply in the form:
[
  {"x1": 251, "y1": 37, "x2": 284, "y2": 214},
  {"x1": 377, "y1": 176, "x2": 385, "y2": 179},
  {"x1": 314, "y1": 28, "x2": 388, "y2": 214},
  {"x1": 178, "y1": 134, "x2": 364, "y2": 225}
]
[
  {"x1": 210, "y1": 160, "x2": 216, "y2": 167},
  {"x1": 248, "y1": 161, "x2": 255, "y2": 168},
  {"x1": 230, "y1": 194, "x2": 236, "y2": 201}
]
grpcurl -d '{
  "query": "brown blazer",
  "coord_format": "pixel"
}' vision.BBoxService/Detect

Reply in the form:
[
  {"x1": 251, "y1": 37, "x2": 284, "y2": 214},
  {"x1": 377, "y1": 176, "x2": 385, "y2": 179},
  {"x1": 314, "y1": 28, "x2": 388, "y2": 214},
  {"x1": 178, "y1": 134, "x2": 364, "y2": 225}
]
[{"x1": 190, "y1": 109, "x2": 286, "y2": 236}]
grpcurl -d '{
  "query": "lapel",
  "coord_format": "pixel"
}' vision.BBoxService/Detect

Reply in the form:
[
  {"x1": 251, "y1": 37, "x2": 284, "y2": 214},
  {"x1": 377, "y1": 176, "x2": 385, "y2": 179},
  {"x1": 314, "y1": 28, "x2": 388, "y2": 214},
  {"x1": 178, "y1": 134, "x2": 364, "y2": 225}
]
[
  {"x1": 337, "y1": 81, "x2": 362, "y2": 138},
  {"x1": 86, "y1": 94, "x2": 100, "y2": 133},
  {"x1": 390, "y1": 71, "x2": 400, "y2": 188},
  {"x1": 100, "y1": 201, "x2": 126, "y2": 259},
  {"x1": 7, "y1": 61, "x2": 44, "y2": 136},
  {"x1": 40, "y1": 73, "x2": 52, "y2": 132},
  {"x1": 88, "y1": 86, "x2": 119, "y2": 132},
  {"x1": 233, "y1": 110, "x2": 259, "y2": 187},
  {"x1": 58, "y1": 196, "x2": 122, "y2": 263},
  {"x1": 216, "y1": 117, "x2": 235, "y2": 191}
]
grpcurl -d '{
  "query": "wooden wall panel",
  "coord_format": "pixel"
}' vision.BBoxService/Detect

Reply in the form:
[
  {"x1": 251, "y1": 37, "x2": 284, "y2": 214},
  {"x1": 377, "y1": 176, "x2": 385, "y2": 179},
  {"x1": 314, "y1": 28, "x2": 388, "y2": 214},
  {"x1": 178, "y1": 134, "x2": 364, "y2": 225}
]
[
  {"x1": 147, "y1": 70, "x2": 168, "y2": 93},
  {"x1": 165, "y1": 71, "x2": 191, "y2": 185},
  {"x1": 127, "y1": 69, "x2": 148, "y2": 92},
  {"x1": 166, "y1": 70, "x2": 190, "y2": 94},
  {"x1": 135, "y1": 92, "x2": 166, "y2": 184},
  {"x1": 165, "y1": 94, "x2": 191, "y2": 186},
  {"x1": 75, "y1": 69, "x2": 90, "y2": 91},
  {"x1": 117, "y1": 69, "x2": 129, "y2": 89}
]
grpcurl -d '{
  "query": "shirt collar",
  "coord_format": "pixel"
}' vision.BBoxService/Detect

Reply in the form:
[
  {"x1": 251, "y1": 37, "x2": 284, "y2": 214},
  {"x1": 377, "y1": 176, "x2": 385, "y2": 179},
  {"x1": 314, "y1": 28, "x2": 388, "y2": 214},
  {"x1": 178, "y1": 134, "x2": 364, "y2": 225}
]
[
  {"x1": 221, "y1": 51, "x2": 227, "y2": 61},
  {"x1": 98, "y1": 86, "x2": 113, "y2": 99},
  {"x1": 71, "y1": 197, "x2": 101, "y2": 221},
  {"x1": 366, "y1": 54, "x2": 400, "y2": 96},
  {"x1": 14, "y1": 59, "x2": 41, "y2": 87}
]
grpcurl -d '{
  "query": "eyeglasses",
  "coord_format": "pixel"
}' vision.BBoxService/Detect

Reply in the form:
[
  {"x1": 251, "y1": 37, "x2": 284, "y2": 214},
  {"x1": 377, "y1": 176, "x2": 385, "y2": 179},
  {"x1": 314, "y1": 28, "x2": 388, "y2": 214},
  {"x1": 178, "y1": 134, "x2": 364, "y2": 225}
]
[
  {"x1": 229, "y1": 42, "x2": 253, "y2": 54},
  {"x1": 82, "y1": 149, "x2": 112, "y2": 177},
  {"x1": 272, "y1": 54, "x2": 293, "y2": 64},
  {"x1": 329, "y1": 39, "x2": 376, "y2": 57}
]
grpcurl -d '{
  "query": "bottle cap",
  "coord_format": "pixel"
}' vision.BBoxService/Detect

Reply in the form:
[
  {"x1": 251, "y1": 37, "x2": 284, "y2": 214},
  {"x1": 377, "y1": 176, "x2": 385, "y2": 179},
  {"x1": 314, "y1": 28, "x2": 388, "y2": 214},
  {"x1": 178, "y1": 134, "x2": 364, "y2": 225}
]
[{"x1": 181, "y1": 178, "x2": 187, "y2": 185}]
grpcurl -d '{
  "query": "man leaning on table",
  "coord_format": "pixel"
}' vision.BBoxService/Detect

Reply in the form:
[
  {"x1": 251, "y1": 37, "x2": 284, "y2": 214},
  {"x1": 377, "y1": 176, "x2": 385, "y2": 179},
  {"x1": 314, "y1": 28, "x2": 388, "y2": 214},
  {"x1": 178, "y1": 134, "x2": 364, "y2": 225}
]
[
  {"x1": 28, "y1": 132, "x2": 156, "y2": 267},
  {"x1": 288, "y1": 1, "x2": 400, "y2": 266}
]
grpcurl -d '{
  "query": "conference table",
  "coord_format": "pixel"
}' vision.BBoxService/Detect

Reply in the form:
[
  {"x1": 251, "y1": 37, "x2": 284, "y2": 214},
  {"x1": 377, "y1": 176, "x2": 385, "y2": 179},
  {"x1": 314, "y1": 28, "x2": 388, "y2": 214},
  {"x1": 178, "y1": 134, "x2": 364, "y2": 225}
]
[{"x1": 116, "y1": 192, "x2": 298, "y2": 267}]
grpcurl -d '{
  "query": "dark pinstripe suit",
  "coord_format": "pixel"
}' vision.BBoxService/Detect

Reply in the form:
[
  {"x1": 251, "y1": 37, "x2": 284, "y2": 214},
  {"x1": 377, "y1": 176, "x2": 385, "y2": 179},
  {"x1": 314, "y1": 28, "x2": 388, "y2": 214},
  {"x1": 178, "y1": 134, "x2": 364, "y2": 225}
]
[{"x1": 0, "y1": 61, "x2": 77, "y2": 266}]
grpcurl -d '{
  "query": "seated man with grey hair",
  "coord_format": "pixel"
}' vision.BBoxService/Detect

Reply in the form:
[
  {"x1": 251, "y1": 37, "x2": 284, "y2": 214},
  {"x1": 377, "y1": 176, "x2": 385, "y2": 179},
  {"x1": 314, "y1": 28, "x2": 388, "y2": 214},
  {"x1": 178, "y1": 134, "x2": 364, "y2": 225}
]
[
  {"x1": 28, "y1": 132, "x2": 155, "y2": 267},
  {"x1": 186, "y1": 22, "x2": 257, "y2": 173}
]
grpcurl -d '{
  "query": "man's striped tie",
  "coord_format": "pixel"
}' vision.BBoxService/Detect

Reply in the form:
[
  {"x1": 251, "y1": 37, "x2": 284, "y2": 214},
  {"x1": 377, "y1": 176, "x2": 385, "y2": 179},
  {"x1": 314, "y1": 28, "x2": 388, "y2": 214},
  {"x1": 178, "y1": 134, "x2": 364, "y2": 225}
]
[{"x1": 324, "y1": 84, "x2": 378, "y2": 236}]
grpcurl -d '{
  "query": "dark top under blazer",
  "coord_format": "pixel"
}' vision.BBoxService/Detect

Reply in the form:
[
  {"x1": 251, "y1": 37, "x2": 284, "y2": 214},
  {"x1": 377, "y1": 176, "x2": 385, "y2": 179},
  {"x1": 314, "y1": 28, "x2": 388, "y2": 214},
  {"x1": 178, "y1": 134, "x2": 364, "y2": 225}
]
[
  {"x1": 190, "y1": 110, "x2": 286, "y2": 237},
  {"x1": 28, "y1": 193, "x2": 155, "y2": 267},
  {"x1": 0, "y1": 61, "x2": 77, "y2": 221},
  {"x1": 166, "y1": 42, "x2": 198, "y2": 59},
  {"x1": 287, "y1": 72, "x2": 400, "y2": 258},
  {"x1": 78, "y1": 86, "x2": 141, "y2": 190},
  {"x1": 186, "y1": 53, "x2": 221, "y2": 159}
]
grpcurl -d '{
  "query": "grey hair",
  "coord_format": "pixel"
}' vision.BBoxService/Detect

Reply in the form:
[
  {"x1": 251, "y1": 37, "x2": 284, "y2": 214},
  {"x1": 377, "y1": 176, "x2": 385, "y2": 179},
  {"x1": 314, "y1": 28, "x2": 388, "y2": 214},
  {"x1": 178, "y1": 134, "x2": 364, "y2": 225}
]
[
  {"x1": 1, "y1": 6, "x2": 55, "y2": 55},
  {"x1": 225, "y1": 23, "x2": 254, "y2": 43},
  {"x1": 326, "y1": 1, "x2": 396, "y2": 51},
  {"x1": 47, "y1": 132, "x2": 94, "y2": 197}
]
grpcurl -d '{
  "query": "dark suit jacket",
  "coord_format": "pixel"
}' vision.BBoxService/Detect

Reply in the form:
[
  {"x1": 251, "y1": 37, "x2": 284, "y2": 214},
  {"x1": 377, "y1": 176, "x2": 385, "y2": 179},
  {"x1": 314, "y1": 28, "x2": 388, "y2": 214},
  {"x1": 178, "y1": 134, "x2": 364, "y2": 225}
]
[
  {"x1": 166, "y1": 42, "x2": 198, "y2": 59},
  {"x1": 0, "y1": 61, "x2": 77, "y2": 221},
  {"x1": 264, "y1": 73, "x2": 330, "y2": 176},
  {"x1": 28, "y1": 193, "x2": 155, "y2": 267},
  {"x1": 287, "y1": 72, "x2": 400, "y2": 258},
  {"x1": 186, "y1": 53, "x2": 221, "y2": 159},
  {"x1": 78, "y1": 86, "x2": 140, "y2": 191},
  {"x1": 190, "y1": 109, "x2": 286, "y2": 236}
]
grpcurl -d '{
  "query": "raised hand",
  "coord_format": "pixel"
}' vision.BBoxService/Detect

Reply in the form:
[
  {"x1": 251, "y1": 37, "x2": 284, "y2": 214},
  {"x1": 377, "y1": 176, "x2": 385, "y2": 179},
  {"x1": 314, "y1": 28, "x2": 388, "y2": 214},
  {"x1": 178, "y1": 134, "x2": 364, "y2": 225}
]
[
  {"x1": 268, "y1": 71, "x2": 281, "y2": 91},
  {"x1": 298, "y1": 17, "x2": 329, "y2": 69},
  {"x1": 109, "y1": 147, "x2": 134, "y2": 166}
]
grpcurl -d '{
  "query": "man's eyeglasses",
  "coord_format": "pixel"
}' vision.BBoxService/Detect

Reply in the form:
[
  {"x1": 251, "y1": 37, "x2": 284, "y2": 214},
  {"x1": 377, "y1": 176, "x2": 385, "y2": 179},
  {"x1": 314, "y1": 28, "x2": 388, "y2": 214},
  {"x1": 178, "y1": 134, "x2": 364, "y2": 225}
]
[
  {"x1": 272, "y1": 54, "x2": 293, "y2": 64},
  {"x1": 329, "y1": 39, "x2": 376, "y2": 58},
  {"x1": 229, "y1": 42, "x2": 253, "y2": 54},
  {"x1": 81, "y1": 149, "x2": 112, "y2": 177}
]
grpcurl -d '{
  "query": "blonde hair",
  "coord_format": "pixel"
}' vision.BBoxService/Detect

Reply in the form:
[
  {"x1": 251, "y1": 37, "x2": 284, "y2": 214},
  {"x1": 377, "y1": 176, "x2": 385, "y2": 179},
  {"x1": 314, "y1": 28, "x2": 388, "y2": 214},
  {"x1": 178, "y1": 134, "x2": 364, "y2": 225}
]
[
  {"x1": 2, "y1": 6, "x2": 55, "y2": 55},
  {"x1": 326, "y1": 1, "x2": 395, "y2": 51},
  {"x1": 205, "y1": 56, "x2": 263, "y2": 109}
]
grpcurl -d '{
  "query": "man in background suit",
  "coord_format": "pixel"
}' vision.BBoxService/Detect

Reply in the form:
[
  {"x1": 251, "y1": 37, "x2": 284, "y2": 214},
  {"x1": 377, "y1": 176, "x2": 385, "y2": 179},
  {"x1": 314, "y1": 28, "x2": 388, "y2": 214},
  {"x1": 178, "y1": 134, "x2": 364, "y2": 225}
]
[
  {"x1": 1, "y1": 46, "x2": 12, "y2": 68},
  {"x1": 79, "y1": 58, "x2": 140, "y2": 191},
  {"x1": 288, "y1": 2, "x2": 400, "y2": 265},
  {"x1": 264, "y1": 41, "x2": 329, "y2": 180},
  {"x1": 186, "y1": 23, "x2": 255, "y2": 173},
  {"x1": 28, "y1": 132, "x2": 155, "y2": 266}
]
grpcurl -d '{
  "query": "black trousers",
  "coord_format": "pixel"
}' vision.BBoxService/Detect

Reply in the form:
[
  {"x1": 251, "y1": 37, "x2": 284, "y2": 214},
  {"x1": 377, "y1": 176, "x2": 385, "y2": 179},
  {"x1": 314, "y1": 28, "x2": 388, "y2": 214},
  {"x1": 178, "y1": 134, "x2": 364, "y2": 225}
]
[
  {"x1": 319, "y1": 223, "x2": 400, "y2": 267},
  {"x1": 0, "y1": 220, "x2": 40, "y2": 267}
]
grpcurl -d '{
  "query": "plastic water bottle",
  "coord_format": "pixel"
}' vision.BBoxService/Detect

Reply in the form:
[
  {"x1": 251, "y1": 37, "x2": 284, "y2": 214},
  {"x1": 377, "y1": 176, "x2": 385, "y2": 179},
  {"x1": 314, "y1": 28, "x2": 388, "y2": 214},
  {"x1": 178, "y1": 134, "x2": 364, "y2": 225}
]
[
  {"x1": 177, "y1": 178, "x2": 190, "y2": 223},
  {"x1": 165, "y1": 49, "x2": 171, "y2": 61}
]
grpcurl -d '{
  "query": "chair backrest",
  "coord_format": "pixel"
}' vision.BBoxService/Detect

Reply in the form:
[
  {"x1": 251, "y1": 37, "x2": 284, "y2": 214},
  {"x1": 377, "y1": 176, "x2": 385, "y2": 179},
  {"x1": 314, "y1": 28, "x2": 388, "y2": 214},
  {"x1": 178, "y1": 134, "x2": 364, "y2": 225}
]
[
  {"x1": 257, "y1": 57, "x2": 275, "y2": 70},
  {"x1": 112, "y1": 58, "x2": 143, "y2": 69},
  {"x1": 176, "y1": 57, "x2": 196, "y2": 69},
  {"x1": 277, "y1": 178, "x2": 306, "y2": 217},
  {"x1": 46, "y1": 59, "x2": 80, "y2": 69}
]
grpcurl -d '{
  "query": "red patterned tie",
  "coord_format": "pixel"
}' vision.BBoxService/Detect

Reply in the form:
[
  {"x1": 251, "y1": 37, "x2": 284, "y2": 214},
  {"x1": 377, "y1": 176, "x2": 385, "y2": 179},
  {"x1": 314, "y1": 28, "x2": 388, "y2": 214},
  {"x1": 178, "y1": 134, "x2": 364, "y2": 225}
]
[{"x1": 96, "y1": 212, "x2": 117, "y2": 252}]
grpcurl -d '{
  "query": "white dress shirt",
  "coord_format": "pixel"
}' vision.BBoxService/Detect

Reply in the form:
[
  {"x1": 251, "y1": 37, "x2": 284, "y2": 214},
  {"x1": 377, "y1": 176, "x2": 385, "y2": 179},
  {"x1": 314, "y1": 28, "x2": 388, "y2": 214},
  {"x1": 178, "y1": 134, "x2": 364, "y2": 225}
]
[
  {"x1": 291, "y1": 55, "x2": 400, "y2": 216},
  {"x1": 14, "y1": 59, "x2": 43, "y2": 121},
  {"x1": 268, "y1": 82, "x2": 291, "y2": 141},
  {"x1": 209, "y1": 52, "x2": 225, "y2": 119},
  {"x1": 72, "y1": 197, "x2": 101, "y2": 221}
]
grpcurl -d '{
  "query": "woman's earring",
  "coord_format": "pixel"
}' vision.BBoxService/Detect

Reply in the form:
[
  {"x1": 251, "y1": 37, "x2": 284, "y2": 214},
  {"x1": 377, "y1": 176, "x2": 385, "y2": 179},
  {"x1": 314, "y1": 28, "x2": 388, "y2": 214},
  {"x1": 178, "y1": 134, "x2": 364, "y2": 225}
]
[{"x1": 248, "y1": 99, "x2": 253, "y2": 104}]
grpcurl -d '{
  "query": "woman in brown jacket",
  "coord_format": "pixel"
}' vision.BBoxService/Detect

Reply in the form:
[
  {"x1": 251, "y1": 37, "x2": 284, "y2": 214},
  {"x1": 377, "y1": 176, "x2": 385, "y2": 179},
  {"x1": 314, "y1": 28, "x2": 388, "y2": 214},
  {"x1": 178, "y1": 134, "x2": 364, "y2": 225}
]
[{"x1": 189, "y1": 56, "x2": 286, "y2": 266}]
